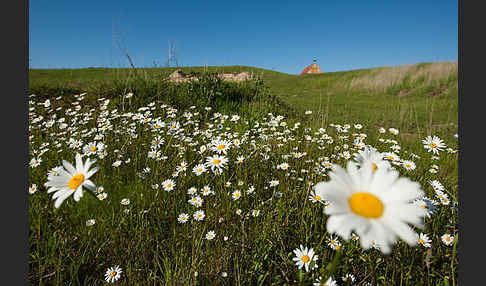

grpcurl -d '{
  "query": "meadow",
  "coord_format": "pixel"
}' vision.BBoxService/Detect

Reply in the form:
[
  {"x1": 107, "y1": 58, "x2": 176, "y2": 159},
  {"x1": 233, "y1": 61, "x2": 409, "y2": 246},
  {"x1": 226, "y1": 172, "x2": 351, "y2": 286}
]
[{"x1": 28, "y1": 62, "x2": 458, "y2": 285}]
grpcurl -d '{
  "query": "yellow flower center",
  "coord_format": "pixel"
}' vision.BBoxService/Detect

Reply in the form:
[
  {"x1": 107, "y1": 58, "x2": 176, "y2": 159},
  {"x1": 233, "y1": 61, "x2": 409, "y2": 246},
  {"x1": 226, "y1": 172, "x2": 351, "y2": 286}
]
[
  {"x1": 348, "y1": 192, "x2": 384, "y2": 218},
  {"x1": 419, "y1": 239, "x2": 424, "y2": 244},
  {"x1": 372, "y1": 163, "x2": 377, "y2": 172},
  {"x1": 301, "y1": 255, "x2": 310, "y2": 263},
  {"x1": 315, "y1": 195, "x2": 321, "y2": 201},
  {"x1": 90, "y1": 146, "x2": 97, "y2": 152},
  {"x1": 445, "y1": 237, "x2": 451, "y2": 242},
  {"x1": 213, "y1": 159, "x2": 221, "y2": 165},
  {"x1": 217, "y1": 144, "x2": 225, "y2": 150},
  {"x1": 235, "y1": 193, "x2": 240, "y2": 198},
  {"x1": 335, "y1": 245, "x2": 341, "y2": 250},
  {"x1": 430, "y1": 142, "x2": 437, "y2": 148},
  {"x1": 68, "y1": 174, "x2": 85, "y2": 190},
  {"x1": 110, "y1": 271, "x2": 116, "y2": 277},
  {"x1": 167, "y1": 184, "x2": 172, "y2": 188},
  {"x1": 198, "y1": 168, "x2": 202, "y2": 172}
]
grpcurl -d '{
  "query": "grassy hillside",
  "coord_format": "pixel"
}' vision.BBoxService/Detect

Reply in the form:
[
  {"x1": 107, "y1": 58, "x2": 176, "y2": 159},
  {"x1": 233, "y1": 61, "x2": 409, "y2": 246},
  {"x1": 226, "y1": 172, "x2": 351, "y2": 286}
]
[
  {"x1": 29, "y1": 61, "x2": 458, "y2": 140},
  {"x1": 28, "y1": 62, "x2": 459, "y2": 285}
]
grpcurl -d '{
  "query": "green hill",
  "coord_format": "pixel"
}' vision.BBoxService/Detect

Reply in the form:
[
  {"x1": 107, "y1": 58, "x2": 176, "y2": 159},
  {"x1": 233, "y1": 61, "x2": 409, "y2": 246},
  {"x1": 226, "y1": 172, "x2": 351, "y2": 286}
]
[{"x1": 29, "y1": 61, "x2": 458, "y2": 138}]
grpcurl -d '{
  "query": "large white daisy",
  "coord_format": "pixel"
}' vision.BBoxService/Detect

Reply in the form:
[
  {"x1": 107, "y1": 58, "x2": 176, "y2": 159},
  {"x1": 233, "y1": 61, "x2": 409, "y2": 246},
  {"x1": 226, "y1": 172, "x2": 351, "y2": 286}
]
[
  {"x1": 44, "y1": 153, "x2": 98, "y2": 208},
  {"x1": 314, "y1": 160, "x2": 426, "y2": 254}
]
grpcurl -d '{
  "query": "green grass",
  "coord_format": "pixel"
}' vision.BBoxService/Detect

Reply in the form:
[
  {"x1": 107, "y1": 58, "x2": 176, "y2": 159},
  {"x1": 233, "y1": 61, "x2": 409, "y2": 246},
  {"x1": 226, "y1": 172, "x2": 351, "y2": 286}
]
[{"x1": 28, "y1": 62, "x2": 458, "y2": 285}]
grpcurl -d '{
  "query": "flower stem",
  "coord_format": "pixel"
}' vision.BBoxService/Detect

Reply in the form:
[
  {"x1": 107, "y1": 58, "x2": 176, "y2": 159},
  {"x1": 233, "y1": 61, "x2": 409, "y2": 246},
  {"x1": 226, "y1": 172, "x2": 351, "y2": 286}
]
[{"x1": 321, "y1": 249, "x2": 343, "y2": 285}]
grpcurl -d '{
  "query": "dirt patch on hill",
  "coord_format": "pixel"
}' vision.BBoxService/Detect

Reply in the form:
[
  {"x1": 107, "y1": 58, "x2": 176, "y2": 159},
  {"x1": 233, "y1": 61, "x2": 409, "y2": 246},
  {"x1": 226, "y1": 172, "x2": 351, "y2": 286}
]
[{"x1": 169, "y1": 69, "x2": 254, "y2": 83}]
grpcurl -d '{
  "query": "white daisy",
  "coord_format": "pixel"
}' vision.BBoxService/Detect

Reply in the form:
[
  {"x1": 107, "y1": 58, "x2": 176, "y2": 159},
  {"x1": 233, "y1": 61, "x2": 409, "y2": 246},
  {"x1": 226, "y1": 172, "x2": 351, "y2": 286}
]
[
  {"x1": 314, "y1": 276, "x2": 338, "y2": 286},
  {"x1": 402, "y1": 160, "x2": 416, "y2": 171},
  {"x1": 44, "y1": 153, "x2": 98, "y2": 208},
  {"x1": 441, "y1": 234, "x2": 454, "y2": 246},
  {"x1": 162, "y1": 179, "x2": 176, "y2": 192},
  {"x1": 353, "y1": 147, "x2": 391, "y2": 172},
  {"x1": 314, "y1": 160, "x2": 426, "y2": 254},
  {"x1": 418, "y1": 233, "x2": 432, "y2": 248},
  {"x1": 422, "y1": 136, "x2": 446, "y2": 155},
  {"x1": 292, "y1": 245, "x2": 318, "y2": 272},
  {"x1": 29, "y1": 184, "x2": 38, "y2": 194},
  {"x1": 205, "y1": 230, "x2": 216, "y2": 240},
  {"x1": 205, "y1": 155, "x2": 228, "y2": 172},
  {"x1": 211, "y1": 139, "x2": 231, "y2": 154},
  {"x1": 232, "y1": 190, "x2": 242, "y2": 200},
  {"x1": 104, "y1": 265, "x2": 122, "y2": 283},
  {"x1": 178, "y1": 213, "x2": 189, "y2": 224},
  {"x1": 192, "y1": 164, "x2": 207, "y2": 176},
  {"x1": 193, "y1": 210, "x2": 205, "y2": 221}
]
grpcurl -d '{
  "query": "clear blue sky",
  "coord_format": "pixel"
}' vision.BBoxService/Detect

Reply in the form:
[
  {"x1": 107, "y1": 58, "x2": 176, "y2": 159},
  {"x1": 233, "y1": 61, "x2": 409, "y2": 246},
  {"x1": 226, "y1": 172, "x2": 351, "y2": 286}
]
[{"x1": 29, "y1": 0, "x2": 458, "y2": 74}]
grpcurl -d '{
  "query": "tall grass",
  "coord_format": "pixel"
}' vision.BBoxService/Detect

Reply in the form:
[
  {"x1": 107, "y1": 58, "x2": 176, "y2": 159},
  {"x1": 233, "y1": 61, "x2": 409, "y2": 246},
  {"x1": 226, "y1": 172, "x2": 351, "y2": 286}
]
[{"x1": 28, "y1": 65, "x2": 458, "y2": 285}]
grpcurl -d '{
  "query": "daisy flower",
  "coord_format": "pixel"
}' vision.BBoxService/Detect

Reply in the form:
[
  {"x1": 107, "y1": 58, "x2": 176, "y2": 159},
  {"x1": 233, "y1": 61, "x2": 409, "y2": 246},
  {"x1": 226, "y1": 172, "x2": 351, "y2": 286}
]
[
  {"x1": 104, "y1": 265, "x2": 122, "y2": 283},
  {"x1": 192, "y1": 164, "x2": 207, "y2": 176},
  {"x1": 120, "y1": 198, "x2": 130, "y2": 206},
  {"x1": 342, "y1": 273, "x2": 356, "y2": 283},
  {"x1": 162, "y1": 179, "x2": 176, "y2": 192},
  {"x1": 44, "y1": 153, "x2": 98, "y2": 208},
  {"x1": 232, "y1": 190, "x2": 242, "y2": 200},
  {"x1": 269, "y1": 180, "x2": 279, "y2": 187},
  {"x1": 389, "y1": 128, "x2": 399, "y2": 135},
  {"x1": 29, "y1": 184, "x2": 38, "y2": 194},
  {"x1": 97, "y1": 192, "x2": 108, "y2": 201},
  {"x1": 278, "y1": 163, "x2": 290, "y2": 170},
  {"x1": 353, "y1": 147, "x2": 391, "y2": 172},
  {"x1": 327, "y1": 235, "x2": 342, "y2": 251},
  {"x1": 86, "y1": 219, "x2": 96, "y2": 226},
  {"x1": 178, "y1": 213, "x2": 189, "y2": 224},
  {"x1": 422, "y1": 135, "x2": 446, "y2": 155},
  {"x1": 193, "y1": 210, "x2": 205, "y2": 221},
  {"x1": 441, "y1": 234, "x2": 454, "y2": 246},
  {"x1": 205, "y1": 155, "x2": 228, "y2": 172},
  {"x1": 292, "y1": 245, "x2": 318, "y2": 272},
  {"x1": 309, "y1": 187, "x2": 325, "y2": 204},
  {"x1": 418, "y1": 233, "x2": 432, "y2": 248},
  {"x1": 188, "y1": 196, "x2": 203, "y2": 207},
  {"x1": 314, "y1": 276, "x2": 337, "y2": 286},
  {"x1": 235, "y1": 156, "x2": 245, "y2": 164},
  {"x1": 47, "y1": 166, "x2": 63, "y2": 178},
  {"x1": 30, "y1": 157, "x2": 42, "y2": 168},
  {"x1": 205, "y1": 230, "x2": 216, "y2": 240},
  {"x1": 314, "y1": 160, "x2": 426, "y2": 254},
  {"x1": 187, "y1": 187, "x2": 198, "y2": 196},
  {"x1": 402, "y1": 160, "x2": 416, "y2": 171},
  {"x1": 211, "y1": 139, "x2": 231, "y2": 154},
  {"x1": 201, "y1": 185, "x2": 214, "y2": 196}
]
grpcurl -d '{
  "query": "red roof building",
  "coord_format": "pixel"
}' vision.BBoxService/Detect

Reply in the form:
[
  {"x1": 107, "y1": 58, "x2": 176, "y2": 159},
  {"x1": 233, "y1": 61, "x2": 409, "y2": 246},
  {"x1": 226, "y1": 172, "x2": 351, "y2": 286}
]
[{"x1": 300, "y1": 59, "x2": 323, "y2": 75}]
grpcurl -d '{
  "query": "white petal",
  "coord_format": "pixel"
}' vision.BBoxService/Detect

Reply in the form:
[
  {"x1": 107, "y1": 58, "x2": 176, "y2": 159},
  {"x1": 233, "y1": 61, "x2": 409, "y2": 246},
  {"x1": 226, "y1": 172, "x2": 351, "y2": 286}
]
[
  {"x1": 85, "y1": 167, "x2": 99, "y2": 179},
  {"x1": 381, "y1": 216, "x2": 419, "y2": 246},
  {"x1": 62, "y1": 160, "x2": 76, "y2": 175},
  {"x1": 54, "y1": 191, "x2": 73, "y2": 208},
  {"x1": 75, "y1": 153, "x2": 83, "y2": 173},
  {"x1": 83, "y1": 180, "x2": 97, "y2": 191},
  {"x1": 73, "y1": 188, "x2": 84, "y2": 201}
]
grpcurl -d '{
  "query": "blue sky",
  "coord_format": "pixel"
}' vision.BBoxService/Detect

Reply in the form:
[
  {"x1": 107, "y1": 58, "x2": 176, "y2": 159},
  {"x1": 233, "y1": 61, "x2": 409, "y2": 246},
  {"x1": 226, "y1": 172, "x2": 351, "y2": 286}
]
[{"x1": 29, "y1": 1, "x2": 458, "y2": 74}]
